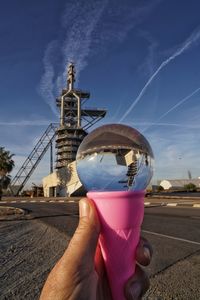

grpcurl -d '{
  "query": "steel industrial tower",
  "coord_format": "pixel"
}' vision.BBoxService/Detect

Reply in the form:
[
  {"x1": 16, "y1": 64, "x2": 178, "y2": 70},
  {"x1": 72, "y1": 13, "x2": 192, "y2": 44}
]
[
  {"x1": 55, "y1": 63, "x2": 106, "y2": 168},
  {"x1": 10, "y1": 63, "x2": 106, "y2": 195}
]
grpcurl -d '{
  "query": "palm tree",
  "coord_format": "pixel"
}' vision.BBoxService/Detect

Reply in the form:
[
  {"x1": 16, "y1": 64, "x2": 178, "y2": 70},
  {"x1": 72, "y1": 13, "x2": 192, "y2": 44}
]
[{"x1": 0, "y1": 147, "x2": 15, "y2": 199}]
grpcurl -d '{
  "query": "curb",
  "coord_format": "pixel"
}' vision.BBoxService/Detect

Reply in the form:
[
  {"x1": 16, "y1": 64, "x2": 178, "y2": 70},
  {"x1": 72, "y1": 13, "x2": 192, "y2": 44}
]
[
  {"x1": 144, "y1": 202, "x2": 200, "y2": 208},
  {"x1": 0, "y1": 199, "x2": 76, "y2": 204},
  {"x1": 148, "y1": 195, "x2": 200, "y2": 200},
  {"x1": 0, "y1": 200, "x2": 200, "y2": 208}
]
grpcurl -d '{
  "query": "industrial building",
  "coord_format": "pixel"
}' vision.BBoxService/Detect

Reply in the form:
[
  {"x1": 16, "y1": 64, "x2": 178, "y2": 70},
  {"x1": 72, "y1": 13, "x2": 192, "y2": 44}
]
[
  {"x1": 9, "y1": 63, "x2": 106, "y2": 197},
  {"x1": 43, "y1": 63, "x2": 107, "y2": 196},
  {"x1": 159, "y1": 179, "x2": 200, "y2": 190}
]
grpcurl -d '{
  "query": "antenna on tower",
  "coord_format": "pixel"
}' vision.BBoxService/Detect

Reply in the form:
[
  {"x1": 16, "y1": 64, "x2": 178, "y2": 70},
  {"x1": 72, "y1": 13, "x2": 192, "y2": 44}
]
[{"x1": 67, "y1": 62, "x2": 75, "y2": 91}]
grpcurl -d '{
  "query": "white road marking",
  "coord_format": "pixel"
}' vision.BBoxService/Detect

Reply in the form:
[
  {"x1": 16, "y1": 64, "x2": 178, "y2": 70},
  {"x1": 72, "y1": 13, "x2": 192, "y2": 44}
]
[
  {"x1": 49, "y1": 200, "x2": 55, "y2": 203},
  {"x1": 21, "y1": 201, "x2": 27, "y2": 203},
  {"x1": 11, "y1": 201, "x2": 17, "y2": 203},
  {"x1": 193, "y1": 204, "x2": 200, "y2": 208},
  {"x1": 144, "y1": 202, "x2": 150, "y2": 205},
  {"x1": 167, "y1": 203, "x2": 177, "y2": 207},
  {"x1": 142, "y1": 230, "x2": 200, "y2": 246},
  {"x1": 68, "y1": 200, "x2": 75, "y2": 203},
  {"x1": 40, "y1": 200, "x2": 46, "y2": 202},
  {"x1": 30, "y1": 200, "x2": 36, "y2": 203},
  {"x1": 59, "y1": 200, "x2": 65, "y2": 203},
  {"x1": 0, "y1": 201, "x2": 7, "y2": 204}
]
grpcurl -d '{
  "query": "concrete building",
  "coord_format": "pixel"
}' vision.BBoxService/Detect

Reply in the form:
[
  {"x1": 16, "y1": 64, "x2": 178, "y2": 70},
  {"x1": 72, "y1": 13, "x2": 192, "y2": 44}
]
[
  {"x1": 43, "y1": 161, "x2": 84, "y2": 197},
  {"x1": 159, "y1": 179, "x2": 200, "y2": 190},
  {"x1": 43, "y1": 63, "x2": 106, "y2": 197}
]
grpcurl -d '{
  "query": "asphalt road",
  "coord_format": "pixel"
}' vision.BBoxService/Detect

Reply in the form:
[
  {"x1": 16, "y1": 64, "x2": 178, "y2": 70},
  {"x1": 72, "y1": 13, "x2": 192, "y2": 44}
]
[
  {"x1": 2, "y1": 202, "x2": 200, "y2": 259},
  {"x1": 0, "y1": 200, "x2": 200, "y2": 299}
]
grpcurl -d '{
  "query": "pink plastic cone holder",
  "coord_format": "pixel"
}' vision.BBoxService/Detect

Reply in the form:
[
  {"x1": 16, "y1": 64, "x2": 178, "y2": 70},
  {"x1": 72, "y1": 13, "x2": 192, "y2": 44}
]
[{"x1": 87, "y1": 190, "x2": 145, "y2": 300}]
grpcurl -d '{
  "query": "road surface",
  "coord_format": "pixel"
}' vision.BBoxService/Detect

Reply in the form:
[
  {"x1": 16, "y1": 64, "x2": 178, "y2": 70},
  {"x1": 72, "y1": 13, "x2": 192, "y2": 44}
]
[{"x1": 0, "y1": 199, "x2": 199, "y2": 299}]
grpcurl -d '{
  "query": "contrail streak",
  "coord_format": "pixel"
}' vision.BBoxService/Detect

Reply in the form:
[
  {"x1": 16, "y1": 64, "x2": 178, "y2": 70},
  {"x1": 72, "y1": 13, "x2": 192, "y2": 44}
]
[
  {"x1": 138, "y1": 30, "x2": 158, "y2": 77},
  {"x1": 0, "y1": 120, "x2": 56, "y2": 126},
  {"x1": 119, "y1": 27, "x2": 200, "y2": 122},
  {"x1": 129, "y1": 121, "x2": 200, "y2": 129},
  {"x1": 142, "y1": 86, "x2": 200, "y2": 133},
  {"x1": 154, "y1": 86, "x2": 200, "y2": 121}
]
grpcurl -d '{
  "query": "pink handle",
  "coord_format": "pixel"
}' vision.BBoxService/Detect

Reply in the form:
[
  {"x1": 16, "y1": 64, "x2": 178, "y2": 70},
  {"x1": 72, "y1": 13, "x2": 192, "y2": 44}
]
[{"x1": 87, "y1": 191, "x2": 144, "y2": 300}]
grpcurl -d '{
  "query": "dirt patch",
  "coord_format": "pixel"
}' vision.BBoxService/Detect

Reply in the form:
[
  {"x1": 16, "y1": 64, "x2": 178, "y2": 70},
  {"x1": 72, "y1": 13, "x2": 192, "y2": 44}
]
[
  {"x1": 0, "y1": 206, "x2": 27, "y2": 221},
  {"x1": 0, "y1": 206, "x2": 24, "y2": 216}
]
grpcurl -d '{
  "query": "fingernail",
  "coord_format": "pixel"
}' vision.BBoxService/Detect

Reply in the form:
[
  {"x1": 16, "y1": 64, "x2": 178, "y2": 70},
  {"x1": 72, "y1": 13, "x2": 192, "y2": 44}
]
[
  {"x1": 143, "y1": 246, "x2": 151, "y2": 260},
  {"x1": 130, "y1": 282, "x2": 142, "y2": 299},
  {"x1": 80, "y1": 200, "x2": 90, "y2": 218}
]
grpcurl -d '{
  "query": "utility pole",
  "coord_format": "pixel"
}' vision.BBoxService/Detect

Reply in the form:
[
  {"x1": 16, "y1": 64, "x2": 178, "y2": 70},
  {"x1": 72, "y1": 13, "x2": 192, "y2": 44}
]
[{"x1": 50, "y1": 141, "x2": 53, "y2": 174}]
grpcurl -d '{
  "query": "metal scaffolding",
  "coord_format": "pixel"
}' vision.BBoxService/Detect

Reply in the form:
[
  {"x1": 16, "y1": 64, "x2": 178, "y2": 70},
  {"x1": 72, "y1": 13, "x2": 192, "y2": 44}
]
[
  {"x1": 55, "y1": 63, "x2": 106, "y2": 168},
  {"x1": 9, "y1": 123, "x2": 58, "y2": 196},
  {"x1": 9, "y1": 63, "x2": 107, "y2": 195}
]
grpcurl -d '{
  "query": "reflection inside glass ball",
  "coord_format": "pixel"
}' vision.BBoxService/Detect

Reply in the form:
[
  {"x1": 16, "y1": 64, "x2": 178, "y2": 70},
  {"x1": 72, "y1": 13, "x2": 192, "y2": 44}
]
[{"x1": 76, "y1": 124, "x2": 154, "y2": 191}]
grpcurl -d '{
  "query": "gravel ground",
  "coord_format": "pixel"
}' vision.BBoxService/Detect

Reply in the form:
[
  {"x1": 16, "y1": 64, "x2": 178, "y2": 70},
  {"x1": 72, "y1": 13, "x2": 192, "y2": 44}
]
[
  {"x1": 145, "y1": 251, "x2": 200, "y2": 300},
  {"x1": 0, "y1": 220, "x2": 69, "y2": 300},
  {"x1": 0, "y1": 219, "x2": 199, "y2": 300}
]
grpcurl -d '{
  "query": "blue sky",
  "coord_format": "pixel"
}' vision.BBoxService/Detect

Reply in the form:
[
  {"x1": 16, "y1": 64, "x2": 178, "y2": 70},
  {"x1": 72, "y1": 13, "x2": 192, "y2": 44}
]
[{"x1": 1, "y1": 0, "x2": 200, "y2": 187}]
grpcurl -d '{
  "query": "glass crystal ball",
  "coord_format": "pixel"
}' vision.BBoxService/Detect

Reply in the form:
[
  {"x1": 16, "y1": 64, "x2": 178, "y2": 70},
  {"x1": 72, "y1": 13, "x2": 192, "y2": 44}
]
[{"x1": 76, "y1": 124, "x2": 154, "y2": 191}]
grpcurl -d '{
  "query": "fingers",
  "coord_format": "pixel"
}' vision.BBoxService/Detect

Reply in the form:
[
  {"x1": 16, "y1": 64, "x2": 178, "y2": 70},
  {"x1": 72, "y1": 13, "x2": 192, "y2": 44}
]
[
  {"x1": 125, "y1": 265, "x2": 150, "y2": 300},
  {"x1": 135, "y1": 236, "x2": 153, "y2": 266},
  {"x1": 62, "y1": 198, "x2": 100, "y2": 269},
  {"x1": 124, "y1": 237, "x2": 152, "y2": 299},
  {"x1": 94, "y1": 242, "x2": 105, "y2": 276},
  {"x1": 95, "y1": 243, "x2": 113, "y2": 299},
  {"x1": 39, "y1": 198, "x2": 101, "y2": 300}
]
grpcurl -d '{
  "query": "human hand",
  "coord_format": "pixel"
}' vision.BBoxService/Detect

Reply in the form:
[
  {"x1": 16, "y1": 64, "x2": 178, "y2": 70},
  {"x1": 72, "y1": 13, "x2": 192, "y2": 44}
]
[{"x1": 40, "y1": 198, "x2": 152, "y2": 300}]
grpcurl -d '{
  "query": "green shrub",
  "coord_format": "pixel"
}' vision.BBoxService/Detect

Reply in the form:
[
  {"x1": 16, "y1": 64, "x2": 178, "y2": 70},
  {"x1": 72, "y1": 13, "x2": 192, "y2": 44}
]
[
  {"x1": 184, "y1": 183, "x2": 197, "y2": 192},
  {"x1": 157, "y1": 185, "x2": 164, "y2": 192}
]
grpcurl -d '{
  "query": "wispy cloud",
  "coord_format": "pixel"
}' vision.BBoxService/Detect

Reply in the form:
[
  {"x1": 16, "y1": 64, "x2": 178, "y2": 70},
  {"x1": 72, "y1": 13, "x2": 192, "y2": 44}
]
[
  {"x1": 138, "y1": 30, "x2": 158, "y2": 77},
  {"x1": 0, "y1": 120, "x2": 57, "y2": 126},
  {"x1": 128, "y1": 121, "x2": 200, "y2": 130},
  {"x1": 39, "y1": 0, "x2": 162, "y2": 115},
  {"x1": 119, "y1": 26, "x2": 200, "y2": 122},
  {"x1": 39, "y1": 1, "x2": 108, "y2": 114},
  {"x1": 39, "y1": 40, "x2": 59, "y2": 117},
  {"x1": 59, "y1": 0, "x2": 107, "y2": 85}
]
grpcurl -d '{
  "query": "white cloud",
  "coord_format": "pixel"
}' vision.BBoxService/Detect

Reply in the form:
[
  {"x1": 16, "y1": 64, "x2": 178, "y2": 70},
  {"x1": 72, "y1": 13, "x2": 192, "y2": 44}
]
[
  {"x1": 137, "y1": 30, "x2": 158, "y2": 77},
  {"x1": 39, "y1": 0, "x2": 162, "y2": 113}
]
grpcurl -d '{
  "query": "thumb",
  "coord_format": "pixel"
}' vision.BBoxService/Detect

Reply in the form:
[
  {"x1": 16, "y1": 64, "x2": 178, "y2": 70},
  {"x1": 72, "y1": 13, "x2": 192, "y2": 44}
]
[{"x1": 63, "y1": 198, "x2": 100, "y2": 270}]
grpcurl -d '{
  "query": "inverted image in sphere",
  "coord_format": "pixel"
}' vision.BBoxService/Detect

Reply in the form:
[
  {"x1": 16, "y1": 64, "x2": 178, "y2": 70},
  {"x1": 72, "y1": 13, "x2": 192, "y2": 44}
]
[{"x1": 76, "y1": 124, "x2": 154, "y2": 192}]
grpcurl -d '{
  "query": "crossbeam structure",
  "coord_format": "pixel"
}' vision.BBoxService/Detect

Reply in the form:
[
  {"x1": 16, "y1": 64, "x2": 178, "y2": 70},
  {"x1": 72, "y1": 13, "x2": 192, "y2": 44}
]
[
  {"x1": 9, "y1": 123, "x2": 58, "y2": 195},
  {"x1": 9, "y1": 63, "x2": 107, "y2": 195},
  {"x1": 55, "y1": 63, "x2": 106, "y2": 168}
]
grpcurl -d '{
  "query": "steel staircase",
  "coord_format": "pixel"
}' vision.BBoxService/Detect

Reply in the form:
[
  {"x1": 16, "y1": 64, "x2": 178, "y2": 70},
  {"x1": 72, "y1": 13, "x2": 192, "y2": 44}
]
[{"x1": 9, "y1": 123, "x2": 58, "y2": 196}]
